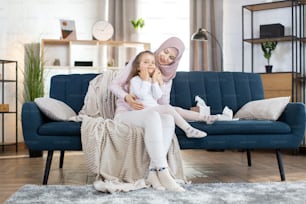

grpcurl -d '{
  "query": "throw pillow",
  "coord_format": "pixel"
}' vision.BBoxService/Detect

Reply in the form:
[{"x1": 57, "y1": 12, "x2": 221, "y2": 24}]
[
  {"x1": 234, "y1": 96, "x2": 290, "y2": 120},
  {"x1": 34, "y1": 97, "x2": 77, "y2": 121}
]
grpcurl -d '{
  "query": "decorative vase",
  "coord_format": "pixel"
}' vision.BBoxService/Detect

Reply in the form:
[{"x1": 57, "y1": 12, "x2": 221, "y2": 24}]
[
  {"x1": 265, "y1": 65, "x2": 273, "y2": 73},
  {"x1": 131, "y1": 32, "x2": 139, "y2": 42}
]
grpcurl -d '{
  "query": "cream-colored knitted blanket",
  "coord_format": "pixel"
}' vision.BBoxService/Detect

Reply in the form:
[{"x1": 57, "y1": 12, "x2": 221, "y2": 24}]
[{"x1": 79, "y1": 70, "x2": 186, "y2": 193}]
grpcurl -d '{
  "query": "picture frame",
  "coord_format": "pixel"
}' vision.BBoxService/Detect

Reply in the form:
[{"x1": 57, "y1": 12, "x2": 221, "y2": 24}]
[{"x1": 60, "y1": 19, "x2": 77, "y2": 40}]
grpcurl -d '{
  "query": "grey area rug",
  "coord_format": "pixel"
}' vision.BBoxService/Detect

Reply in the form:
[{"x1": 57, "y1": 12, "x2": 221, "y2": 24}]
[{"x1": 5, "y1": 182, "x2": 306, "y2": 204}]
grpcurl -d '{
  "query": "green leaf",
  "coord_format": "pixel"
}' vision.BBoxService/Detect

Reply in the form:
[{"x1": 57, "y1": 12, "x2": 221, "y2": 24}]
[
  {"x1": 131, "y1": 18, "x2": 145, "y2": 30},
  {"x1": 261, "y1": 41, "x2": 277, "y2": 65},
  {"x1": 23, "y1": 43, "x2": 44, "y2": 102}
]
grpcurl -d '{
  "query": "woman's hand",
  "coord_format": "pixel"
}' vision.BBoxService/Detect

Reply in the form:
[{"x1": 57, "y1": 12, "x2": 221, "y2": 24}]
[
  {"x1": 125, "y1": 94, "x2": 144, "y2": 110},
  {"x1": 152, "y1": 69, "x2": 164, "y2": 85},
  {"x1": 138, "y1": 66, "x2": 150, "y2": 81}
]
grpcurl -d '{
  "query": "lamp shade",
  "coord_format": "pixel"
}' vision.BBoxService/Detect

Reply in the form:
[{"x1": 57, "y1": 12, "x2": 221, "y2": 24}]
[
  {"x1": 191, "y1": 28, "x2": 208, "y2": 41},
  {"x1": 190, "y1": 27, "x2": 224, "y2": 71}
]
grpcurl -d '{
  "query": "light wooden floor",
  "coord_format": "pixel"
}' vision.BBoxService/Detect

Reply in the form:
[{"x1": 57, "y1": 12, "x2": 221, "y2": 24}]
[{"x1": 1, "y1": 144, "x2": 306, "y2": 203}]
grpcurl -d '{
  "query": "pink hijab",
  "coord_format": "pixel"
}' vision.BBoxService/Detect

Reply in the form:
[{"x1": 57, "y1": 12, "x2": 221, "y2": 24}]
[{"x1": 154, "y1": 37, "x2": 185, "y2": 82}]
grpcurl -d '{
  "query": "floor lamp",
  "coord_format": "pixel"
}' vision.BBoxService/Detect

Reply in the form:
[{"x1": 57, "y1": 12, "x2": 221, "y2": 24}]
[{"x1": 191, "y1": 28, "x2": 223, "y2": 71}]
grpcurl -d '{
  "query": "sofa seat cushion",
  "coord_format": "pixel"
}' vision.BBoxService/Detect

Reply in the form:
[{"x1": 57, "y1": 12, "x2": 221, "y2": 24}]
[
  {"x1": 175, "y1": 120, "x2": 291, "y2": 136},
  {"x1": 38, "y1": 122, "x2": 81, "y2": 136}
]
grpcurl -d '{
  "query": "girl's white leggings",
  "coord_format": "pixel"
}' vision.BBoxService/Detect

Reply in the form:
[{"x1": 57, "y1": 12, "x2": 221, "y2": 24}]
[
  {"x1": 114, "y1": 109, "x2": 175, "y2": 169},
  {"x1": 150, "y1": 104, "x2": 201, "y2": 131}
]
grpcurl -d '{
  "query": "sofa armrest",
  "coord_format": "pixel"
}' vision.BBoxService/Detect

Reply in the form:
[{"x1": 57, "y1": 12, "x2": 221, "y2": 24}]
[
  {"x1": 21, "y1": 102, "x2": 46, "y2": 149},
  {"x1": 279, "y1": 102, "x2": 305, "y2": 139}
]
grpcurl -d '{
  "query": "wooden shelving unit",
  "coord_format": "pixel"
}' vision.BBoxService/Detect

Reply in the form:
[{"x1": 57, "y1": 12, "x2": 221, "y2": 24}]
[
  {"x1": 41, "y1": 39, "x2": 150, "y2": 69},
  {"x1": 242, "y1": 0, "x2": 305, "y2": 102},
  {"x1": 0, "y1": 60, "x2": 18, "y2": 152},
  {"x1": 243, "y1": 1, "x2": 298, "y2": 11},
  {"x1": 243, "y1": 35, "x2": 298, "y2": 44},
  {"x1": 41, "y1": 39, "x2": 150, "y2": 96}
]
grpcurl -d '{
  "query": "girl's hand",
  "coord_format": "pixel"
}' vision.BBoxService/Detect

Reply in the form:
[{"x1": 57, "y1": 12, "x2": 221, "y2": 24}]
[
  {"x1": 125, "y1": 94, "x2": 144, "y2": 110},
  {"x1": 138, "y1": 66, "x2": 150, "y2": 81},
  {"x1": 152, "y1": 69, "x2": 164, "y2": 85}
]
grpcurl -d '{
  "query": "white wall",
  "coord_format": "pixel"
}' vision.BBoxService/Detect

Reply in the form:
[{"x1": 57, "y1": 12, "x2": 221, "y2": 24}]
[{"x1": 0, "y1": 0, "x2": 100, "y2": 143}]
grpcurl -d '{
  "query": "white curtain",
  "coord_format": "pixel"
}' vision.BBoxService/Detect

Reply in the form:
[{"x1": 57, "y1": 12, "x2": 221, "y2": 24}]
[
  {"x1": 190, "y1": 0, "x2": 223, "y2": 71},
  {"x1": 98, "y1": 0, "x2": 138, "y2": 64},
  {"x1": 98, "y1": 0, "x2": 137, "y2": 41},
  {"x1": 98, "y1": 0, "x2": 223, "y2": 71}
]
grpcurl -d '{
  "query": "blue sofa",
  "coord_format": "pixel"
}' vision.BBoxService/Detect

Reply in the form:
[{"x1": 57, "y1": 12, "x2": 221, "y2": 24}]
[{"x1": 22, "y1": 71, "x2": 305, "y2": 184}]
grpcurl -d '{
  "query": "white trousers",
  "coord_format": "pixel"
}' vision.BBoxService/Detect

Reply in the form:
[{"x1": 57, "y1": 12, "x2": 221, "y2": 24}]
[{"x1": 114, "y1": 109, "x2": 175, "y2": 168}]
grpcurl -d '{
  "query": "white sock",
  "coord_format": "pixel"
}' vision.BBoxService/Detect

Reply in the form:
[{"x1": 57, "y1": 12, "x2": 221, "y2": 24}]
[
  {"x1": 146, "y1": 170, "x2": 165, "y2": 190},
  {"x1": 157, "y1": 168, "x2": 185, "y2": 192},
  {"x1": 185, "y1": 126, "x2": 207, "y2": 138}
]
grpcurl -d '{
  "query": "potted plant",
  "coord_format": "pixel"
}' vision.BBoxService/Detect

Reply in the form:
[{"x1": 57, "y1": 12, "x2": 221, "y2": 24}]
[
  {"x1": 23, "y1": 43, "x2": 45, "y2": 157},
  {"x1": 261, "y1": 41, "x2": 277, "y2": 73},
  {"x1": 131, "y1": 18, "x2": 145, "y2": 30},
  {"x1": 23, "y1": 43, "x2": 44, "y2": 102}
]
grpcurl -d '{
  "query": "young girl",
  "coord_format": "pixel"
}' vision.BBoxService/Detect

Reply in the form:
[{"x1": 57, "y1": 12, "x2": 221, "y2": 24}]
[
  {"x1": 128, "y1": 50, "x2": 217, "y2": 138},
  {"x1": 110, "y1": 37, "x2": 186, "y2": 192}
]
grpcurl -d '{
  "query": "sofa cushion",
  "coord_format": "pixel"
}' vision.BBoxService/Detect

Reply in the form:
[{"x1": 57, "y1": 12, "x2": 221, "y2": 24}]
[
  {"x1": 234, "y1": 97, "x2": 290, "y2": 120},
  {"x1": 175, "y1": 120, "x2": 291, "y2": 135},
  {"x1": 50, "y1": 74, "x2": 98, "y2": 113},
  {"x1": 170, "y1": 71, "x2": 264, "y2": 115},
  {"x1": 34, "y1": 97, "x2": 77, "y2": 121},
  {"x1": 38, "y1": 122, "x2": 81, "y2": 136}
]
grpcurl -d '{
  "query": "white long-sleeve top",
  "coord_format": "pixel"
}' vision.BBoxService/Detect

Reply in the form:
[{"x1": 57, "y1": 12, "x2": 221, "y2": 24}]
[
  {"x1": 129, "y1": 76, "x2": 163, "y2": 108},
  {"x1": 109, "y1": 58, "x2": 172, "y2": 114}
]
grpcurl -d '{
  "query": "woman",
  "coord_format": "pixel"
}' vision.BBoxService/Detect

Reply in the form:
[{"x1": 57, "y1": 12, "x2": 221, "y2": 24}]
[{"x1": 109, "y1": 37, "x2": 186, "y2": 192}]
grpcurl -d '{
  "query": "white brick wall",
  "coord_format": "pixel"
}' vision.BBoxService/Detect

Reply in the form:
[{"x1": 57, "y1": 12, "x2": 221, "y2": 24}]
[{"x1": 0, "y1": 0, "x2": 99, "y2": 143}]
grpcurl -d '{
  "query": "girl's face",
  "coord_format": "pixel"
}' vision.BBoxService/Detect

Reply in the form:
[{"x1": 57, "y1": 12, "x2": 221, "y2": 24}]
[
  {"x1": 157, "y1": 47, "x2": 178, "y2": 65},
  {"x1": 138, "y1": 53, "x2": 156, "y2": 75}
]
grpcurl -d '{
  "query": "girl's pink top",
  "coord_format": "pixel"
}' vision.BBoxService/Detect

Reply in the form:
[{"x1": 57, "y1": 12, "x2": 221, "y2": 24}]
[{"x1": 109, "y1": 37, "x2": 185, "y2": 115}]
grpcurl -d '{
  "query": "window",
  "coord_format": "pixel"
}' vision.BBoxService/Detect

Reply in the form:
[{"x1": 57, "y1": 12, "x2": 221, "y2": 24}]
[{"x1": 137, "y1": 0, "x2": 190, "y2": 71}]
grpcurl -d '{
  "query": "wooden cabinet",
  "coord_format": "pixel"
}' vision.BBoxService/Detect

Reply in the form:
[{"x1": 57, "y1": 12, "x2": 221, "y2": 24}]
[{"x1": 260, "y1": 72, "x2": 301, "y2": 102}]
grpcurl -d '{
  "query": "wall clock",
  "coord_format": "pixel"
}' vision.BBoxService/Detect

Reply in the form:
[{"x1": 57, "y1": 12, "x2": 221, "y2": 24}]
[{"x1": 92, "y1": 20, "x2": 114, "y2": 41}]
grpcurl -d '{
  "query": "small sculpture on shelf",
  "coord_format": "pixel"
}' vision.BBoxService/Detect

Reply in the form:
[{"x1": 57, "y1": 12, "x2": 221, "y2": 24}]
[
  {"x1": 53, "y1": 58, "x2": 60, "y2": 66},
  {"x1": 261, "y1": 41, "x2": 277, "y2": 73}
]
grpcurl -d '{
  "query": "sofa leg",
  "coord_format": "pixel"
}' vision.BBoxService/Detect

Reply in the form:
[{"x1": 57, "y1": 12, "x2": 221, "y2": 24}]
[
  {"x1": 59, "y1": 150, "x2": 65, "y2": 169},
  {"x1": 246, "y1": 150, "x2": 252, "y2": 166},
  {"x1": 43, "y1": 150, "x2": 54, "y2": 185},
  {"x1": 28, "y1": 149, "x2": 43, "y2": 158},
  {"x1": 276, "y1": 150, "x2": 286, "y2": 181}
]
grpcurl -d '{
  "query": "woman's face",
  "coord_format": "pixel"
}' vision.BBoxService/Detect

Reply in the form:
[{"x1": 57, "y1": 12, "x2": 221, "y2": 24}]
[{"x1": 157, "y1": 47, "x2": 178, "y2": 65}]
